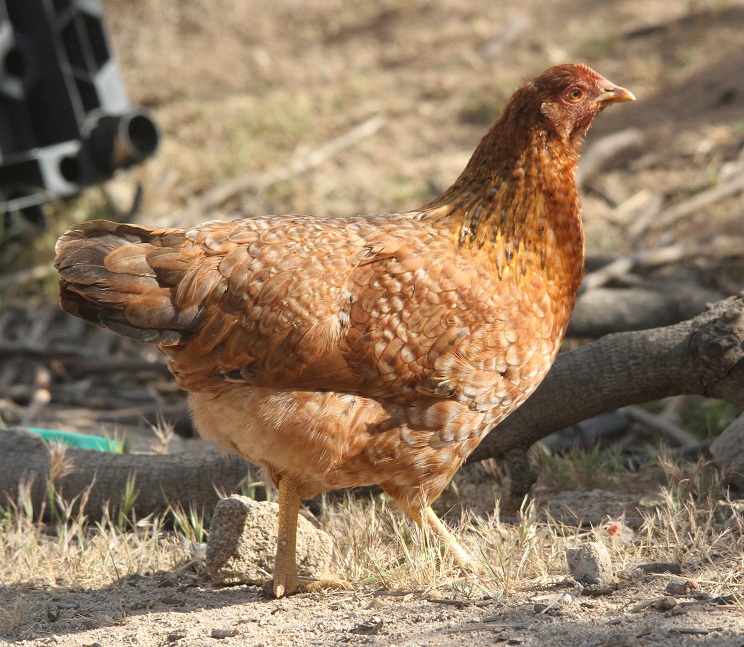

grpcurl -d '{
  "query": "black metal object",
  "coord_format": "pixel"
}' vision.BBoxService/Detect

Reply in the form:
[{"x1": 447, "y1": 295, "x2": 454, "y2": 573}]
[{"x1": 0, "y1": 0, "x2": 159, "y2": 231}]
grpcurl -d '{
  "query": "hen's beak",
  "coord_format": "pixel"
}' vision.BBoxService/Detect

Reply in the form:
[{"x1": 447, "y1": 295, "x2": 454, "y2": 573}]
[{"x1": 599, "y1": 83, "x2": 636, "y2": 104}]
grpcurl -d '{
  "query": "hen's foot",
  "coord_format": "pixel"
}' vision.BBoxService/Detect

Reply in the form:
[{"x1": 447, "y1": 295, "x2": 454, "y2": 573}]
[
  {"x1": 263, "y1": 576, "x2": 352, "y2": 598},
  {"x1": 409, "y1": 505, "x2": 472, "y2": 571}
]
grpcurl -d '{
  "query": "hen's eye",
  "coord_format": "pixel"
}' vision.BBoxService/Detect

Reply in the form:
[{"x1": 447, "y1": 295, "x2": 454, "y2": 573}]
[{"x1": 566, "y1": 88, "x2": 584, "y2": 103}]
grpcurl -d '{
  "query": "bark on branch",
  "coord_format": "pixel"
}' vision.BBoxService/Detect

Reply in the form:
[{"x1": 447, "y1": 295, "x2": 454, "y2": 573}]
[
  {"x1": 468, "y1": 294, "x2": 744, "y2": 495},
  {"x1": 567, "y1": 282, "x2": 722, "y2": 337},
  {"x1": 1, "y1": 296, "x2": 743, "y2": 518},
  {"x1": 0, "y1": 428, "x2": 254, "y2": 521}
]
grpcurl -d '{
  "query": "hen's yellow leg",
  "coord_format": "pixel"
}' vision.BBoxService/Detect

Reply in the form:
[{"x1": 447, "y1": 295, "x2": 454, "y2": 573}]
[
  {"x1": 408, "y1": 505, "x2": 471, "y2": 570},
  {"x1": 269, "y1": 476, "x2": 301, "y2": 598},
  {"x1": 266, "y1": 476, "x2": 351, "y2": 598}
]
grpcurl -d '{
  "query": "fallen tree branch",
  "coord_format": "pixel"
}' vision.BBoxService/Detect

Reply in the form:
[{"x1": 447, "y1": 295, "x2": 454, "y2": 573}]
[
  {"x1": 609, "y1": 190, "x2": 664, "y2": 234},
  {"x1": 0, "y1": 427, "x2": 255, "y2": 521},
  {"x1": 468, "y1": 294, "x2": 744, "y2": 495},
  {"x1": 568, "y1": 282, "x2": 723, "y2": 337}
]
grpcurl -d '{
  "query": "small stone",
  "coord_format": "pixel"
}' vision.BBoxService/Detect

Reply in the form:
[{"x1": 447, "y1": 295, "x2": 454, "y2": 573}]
[
  {"x1": 534, "y1": 593, "x2": 573, "y2": 614},
  {"x1": 637, "y1": 562, "x2": 682, "y2": 574},
  {"x1": 160, "y1": 595, "x2": 185, "y2": 607},
  {"x1": 656, "y1": 596, "x2": 678, "y2": 611},
  {"x1": 206, "y1": 495, "x2": 333, "y2": 584},
  {"x1": 581, "y1": 583, "x2": 617, "y2": 596},
  {"x1": 566, "y1": 542, "x2": 614, "y2": 585},
  {"x1": 167, "y1": 633, "x2": 186, "y2": 642},
  {"x1": 665, "y1": 579, "x2": 701, "y2": 596},
  {"x1": 351, "y1": 617, "x2": 384, "y2": 635},
  {"x1": 211, "y1": 628, "x2": 240, "y2": 639}
]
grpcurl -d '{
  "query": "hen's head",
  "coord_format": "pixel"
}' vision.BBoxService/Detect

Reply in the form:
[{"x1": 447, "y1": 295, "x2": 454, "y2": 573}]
[{"x1": 528, "y1": 64, "x2": 635, "y2": 142}]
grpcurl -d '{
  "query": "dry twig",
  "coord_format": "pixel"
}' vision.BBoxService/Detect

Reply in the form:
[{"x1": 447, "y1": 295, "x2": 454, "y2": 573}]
[
  {"x1": 629, "y1": 173, "x2": 744, "y2": 240},
  {"x1": 168, "y1": 114, "x2": 387, "y2": 227},
  {"x1": 621, "y1": 405, "x2": 699, "y2": 447},
  {"x1": 581, "y1": 239, "x2": 744, "y2": 292},
  {"x1": 576, "y1": 128, "x2": 645, "y2": 189}
]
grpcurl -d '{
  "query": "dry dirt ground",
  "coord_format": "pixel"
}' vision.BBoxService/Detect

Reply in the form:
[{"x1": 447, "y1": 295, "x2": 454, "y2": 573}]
[
  {"x1": 3, "y1": 571, "x2": 744, "y2": 647},
  {"x1": 2, "y1": 0, "x2": 744, "y2": 645}
]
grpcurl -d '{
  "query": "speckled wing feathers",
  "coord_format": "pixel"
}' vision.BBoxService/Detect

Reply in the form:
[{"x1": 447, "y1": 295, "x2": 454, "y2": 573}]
[
  {"x1": 55, "y1": 216, "x2": 557, "y2": 418},
  {"x1": 189, "y1": 216, "x2": 554, "y2": 414}
]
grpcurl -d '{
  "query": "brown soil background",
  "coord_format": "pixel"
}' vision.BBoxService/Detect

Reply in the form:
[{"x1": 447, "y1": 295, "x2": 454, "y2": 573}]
[{"x1": 2, "y1": 0, "x2": 744, "y2": 645}]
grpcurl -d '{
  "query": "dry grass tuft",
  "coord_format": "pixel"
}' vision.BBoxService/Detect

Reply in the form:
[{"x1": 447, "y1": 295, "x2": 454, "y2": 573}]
[
  {"x1": 0, "y1": 485, "x2": 190, "y2": 598},
  {"x1": 1, "y1": 451, "x2": 742, "y2": 625}
]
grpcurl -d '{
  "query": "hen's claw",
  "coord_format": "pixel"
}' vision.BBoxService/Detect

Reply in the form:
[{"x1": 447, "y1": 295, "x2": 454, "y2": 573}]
[{"x1": 264, "y1": 576, "x2": 352, "y2": 598}]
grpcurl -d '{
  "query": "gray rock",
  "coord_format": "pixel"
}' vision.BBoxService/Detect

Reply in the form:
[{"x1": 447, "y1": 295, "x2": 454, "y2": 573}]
[
  {"x1": 566, "y1": 541, "x2": 614, "y2": 585},
  {"x1": 710, "y1": 413, "x2": 744, "y2": 493},
  {"x1": 206, "y1": 495, "x2": 333, "y2": 584}
]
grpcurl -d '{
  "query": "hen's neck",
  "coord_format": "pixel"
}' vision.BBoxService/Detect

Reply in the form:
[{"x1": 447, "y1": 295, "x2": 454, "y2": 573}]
[{"x1": 419, "y1": 117, "x2": 585, "y2": 309}]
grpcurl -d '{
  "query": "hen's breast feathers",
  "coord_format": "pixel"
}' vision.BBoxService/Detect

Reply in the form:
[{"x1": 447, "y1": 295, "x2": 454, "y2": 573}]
[{"x1": 55, "y1": 215, "x2": 559, "y2": 418}]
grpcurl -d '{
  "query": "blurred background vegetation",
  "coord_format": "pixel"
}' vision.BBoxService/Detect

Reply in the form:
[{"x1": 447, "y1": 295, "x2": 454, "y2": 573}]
[{"x1": 2, "y1": 0, "x2": 743, "y2": 301}]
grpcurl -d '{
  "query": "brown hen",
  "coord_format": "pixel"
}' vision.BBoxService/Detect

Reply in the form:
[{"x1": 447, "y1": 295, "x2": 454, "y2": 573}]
[{"x1": 55, "y1": 64, "x2": 634, "y2": 597}]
